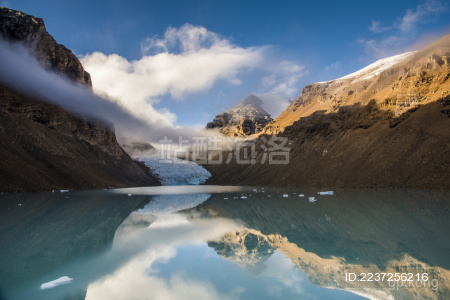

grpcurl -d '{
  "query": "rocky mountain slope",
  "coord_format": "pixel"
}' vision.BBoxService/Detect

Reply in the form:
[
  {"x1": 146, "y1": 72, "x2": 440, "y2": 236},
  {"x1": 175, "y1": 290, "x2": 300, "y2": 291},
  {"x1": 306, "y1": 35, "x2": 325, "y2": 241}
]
[
  {"x1": 206, "y1": 35, "x2": 450, "y2": 188},
  {"x1": 206, "y1": 94, "x2": 272, "y2": 136},
  {"x1": 0, "y1": 8, "x2": 160, "y2": 192}
]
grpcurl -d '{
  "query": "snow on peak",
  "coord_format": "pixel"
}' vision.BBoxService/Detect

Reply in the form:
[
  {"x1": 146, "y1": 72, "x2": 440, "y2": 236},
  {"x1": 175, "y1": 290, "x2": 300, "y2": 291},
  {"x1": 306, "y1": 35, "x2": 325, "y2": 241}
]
[{"x1": 336, "y1": 51, "x2": 416, "y2": 83}]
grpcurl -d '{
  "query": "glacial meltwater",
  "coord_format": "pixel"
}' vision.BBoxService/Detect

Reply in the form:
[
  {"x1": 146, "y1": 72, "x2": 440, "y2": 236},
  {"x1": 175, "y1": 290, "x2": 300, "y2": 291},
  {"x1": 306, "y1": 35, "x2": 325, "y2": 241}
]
[{"x1": 0, "y1": 186, "x2": 449, "y2": 300}]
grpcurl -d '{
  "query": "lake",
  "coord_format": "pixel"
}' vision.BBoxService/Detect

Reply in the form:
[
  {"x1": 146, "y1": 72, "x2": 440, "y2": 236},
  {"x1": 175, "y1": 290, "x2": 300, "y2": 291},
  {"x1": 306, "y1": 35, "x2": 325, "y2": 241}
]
[{"x1": 0, "y1": 186, "x2": 449, "y2": 300}]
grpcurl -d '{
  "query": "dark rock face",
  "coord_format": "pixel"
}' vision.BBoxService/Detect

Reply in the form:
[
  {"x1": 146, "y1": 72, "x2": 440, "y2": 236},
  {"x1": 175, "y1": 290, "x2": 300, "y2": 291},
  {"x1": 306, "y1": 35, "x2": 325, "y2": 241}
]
[
  {"x1": 0, "y1": 8, "x2": 92, "y2": 86},
  {"x1": 206, "y1": 94, "x2": 272, "y2": 137},
  {"x1": 0, "y1": 8, "x2": 160, "y2": 192}
]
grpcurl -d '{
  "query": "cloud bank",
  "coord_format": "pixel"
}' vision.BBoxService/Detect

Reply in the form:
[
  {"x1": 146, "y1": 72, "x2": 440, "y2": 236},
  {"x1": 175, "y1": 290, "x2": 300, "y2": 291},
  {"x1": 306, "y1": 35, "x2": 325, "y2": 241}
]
[
  {"x1": 80, "y1": 24, "x2": 265, "y2": 125},
  {"x1": 0, "y1": 39, "x2": 218, "y2": 143},
  {"x1": 81, "y1": 24, "x2": 307, "y2": 123}
]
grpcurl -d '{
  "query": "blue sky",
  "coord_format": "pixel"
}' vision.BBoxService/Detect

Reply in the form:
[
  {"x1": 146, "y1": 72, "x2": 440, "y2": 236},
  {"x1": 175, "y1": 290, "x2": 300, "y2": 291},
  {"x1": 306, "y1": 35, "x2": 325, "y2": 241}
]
[{"x1": 2, "y1": 0, "x2": 450, "y2": 127}]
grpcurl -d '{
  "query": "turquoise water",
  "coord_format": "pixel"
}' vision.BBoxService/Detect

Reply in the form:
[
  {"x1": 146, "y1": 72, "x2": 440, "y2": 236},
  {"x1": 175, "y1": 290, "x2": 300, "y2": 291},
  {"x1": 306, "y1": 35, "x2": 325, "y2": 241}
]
[{"x1": 0, "y1": 186, "x2": 448, "y2": 300}]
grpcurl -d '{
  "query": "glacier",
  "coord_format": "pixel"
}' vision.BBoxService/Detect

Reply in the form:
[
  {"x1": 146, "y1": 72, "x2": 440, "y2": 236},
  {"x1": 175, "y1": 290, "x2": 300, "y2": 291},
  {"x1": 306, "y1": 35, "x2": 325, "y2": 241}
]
[{"x1": 135, "y1": 155, "x2": 211, "y2": 186}]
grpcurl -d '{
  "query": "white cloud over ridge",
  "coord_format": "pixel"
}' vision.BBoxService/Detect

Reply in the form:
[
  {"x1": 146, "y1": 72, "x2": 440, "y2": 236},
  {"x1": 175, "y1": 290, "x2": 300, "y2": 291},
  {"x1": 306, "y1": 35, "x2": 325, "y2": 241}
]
[
  {"x1": 0, "y1": 39, "x2": 221, "y2": 144},
  {"x1": 81, "y1": 24, "x2": 265, "y2": 126},
  {"x1": 81, "y1": 24, "x2": 307, "y2": 126}
]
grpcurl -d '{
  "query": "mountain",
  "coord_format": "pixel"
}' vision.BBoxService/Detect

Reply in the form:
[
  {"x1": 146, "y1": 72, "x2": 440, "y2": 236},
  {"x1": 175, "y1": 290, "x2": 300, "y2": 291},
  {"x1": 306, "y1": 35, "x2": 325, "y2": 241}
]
[
  {"x1": 205, "y1": 35, "x2": 450, "y2": 188},
  {"x1": 206, "y1": 94, "x2": 272, "y2": 136},
  {"x1": 0, "y1": 8, "x2": 160, "y2": 192},
  {"x1": 263, "y1": 38, "x2": 450, "y2": 135}
]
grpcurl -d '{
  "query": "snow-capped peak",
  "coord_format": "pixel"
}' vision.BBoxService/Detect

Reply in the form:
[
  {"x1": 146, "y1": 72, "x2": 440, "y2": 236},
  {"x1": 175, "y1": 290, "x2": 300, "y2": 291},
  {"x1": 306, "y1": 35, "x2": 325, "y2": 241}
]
[{"x1": 336, "y1": 51, "x2": 416, "y2": 83}]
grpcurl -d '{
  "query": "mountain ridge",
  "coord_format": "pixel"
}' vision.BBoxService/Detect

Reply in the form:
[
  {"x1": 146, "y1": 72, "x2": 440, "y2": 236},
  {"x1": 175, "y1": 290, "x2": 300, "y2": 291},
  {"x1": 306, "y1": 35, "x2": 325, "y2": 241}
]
[
  {"x1": 206, "y1": 34, "x2": 450, "y2": 189},
  {"x1": 0, "y1": 8, "x2": 160, "y2": 192}
]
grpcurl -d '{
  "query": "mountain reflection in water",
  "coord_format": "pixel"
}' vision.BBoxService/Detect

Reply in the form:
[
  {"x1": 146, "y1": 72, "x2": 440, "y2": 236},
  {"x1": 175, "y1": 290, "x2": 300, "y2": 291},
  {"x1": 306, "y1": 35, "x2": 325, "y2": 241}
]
[{"x1": 0, "y1": 186, "x2": 448, "y2": 300}]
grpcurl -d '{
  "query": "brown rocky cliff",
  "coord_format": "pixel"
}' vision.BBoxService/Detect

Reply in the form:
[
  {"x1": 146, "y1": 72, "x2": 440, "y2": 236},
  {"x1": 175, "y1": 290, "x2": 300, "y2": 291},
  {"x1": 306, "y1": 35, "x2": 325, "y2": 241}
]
[
  {"x1": 0, "y1": 8, "x2": 160, "y2": 192},
  {"x1": 206, "y1": 35, "x2": 450, "y2": 189},
  {"x1": 263, "y1": 35, "x2": 450, "y2": 135}
]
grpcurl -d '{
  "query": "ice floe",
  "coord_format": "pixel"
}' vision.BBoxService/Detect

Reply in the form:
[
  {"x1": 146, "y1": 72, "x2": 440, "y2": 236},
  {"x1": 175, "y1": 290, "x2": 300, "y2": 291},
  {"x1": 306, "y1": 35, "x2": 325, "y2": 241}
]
[
  {"x1": 40, "y1": 276, "x2": 73, "y2": 289},
  {"x1": 318, "y1": 191, "x2": 334, "y2": 195}
]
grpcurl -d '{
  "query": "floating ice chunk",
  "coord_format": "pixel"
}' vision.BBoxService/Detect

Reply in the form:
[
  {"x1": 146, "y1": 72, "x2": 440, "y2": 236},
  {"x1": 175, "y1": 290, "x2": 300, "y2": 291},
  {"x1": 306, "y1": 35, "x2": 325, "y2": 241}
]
[
  {"x1": 60, "y1": 190, "x2": 69, "y2": 193},
  {"x1": 18, "y1": 203, "x2": 22, "y2": 206},
  {"x1": 318, "y1": 191, "x2": 334, "y2": 195},
  {"x1": 224, "y1": 197, "x2": 228, "y2": 199},
  {"x1": 283, "y1": 194, "x2": 289, "y2": 197},
  {"x1": 127, "y1": 194, "x2": 132, "y2": 196},
  {"x1": 40, "y1": 276, "x2": 73, "y2": 289},
  {"x1": 298, "y1": 194, "x2": 305, "y2": 197},
  {"x1": 241, "y1": 196, "x2": 247, "y2": 199},
  {"x1": 309, "y1": 197, "x2": 316, "y2": 203}
]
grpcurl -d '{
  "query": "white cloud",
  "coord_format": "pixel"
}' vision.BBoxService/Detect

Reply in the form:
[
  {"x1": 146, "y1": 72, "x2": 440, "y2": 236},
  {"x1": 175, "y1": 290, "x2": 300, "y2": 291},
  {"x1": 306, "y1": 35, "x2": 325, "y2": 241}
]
[
  {"x1": 260, "y1": 60, "x2": 308, "y2": 98},
  {"x1": 359, "y1": 35, "x2": 410, "y2": 59},
  {"x1": 399, "y1": 0, "x2": 446, "y2": 33},
  {"x1": 255, "y1": 91, "x2": 291, "y2": 118},
  {"x1": 368, "y1": 21, "x2": 391, "y2": 33},
  {"x1": 81, "y1": 24, "x2": 264, "y2": 127},
  {"x1": 325, "y1": 61, "x2": 341, "y2": 72},
  {"x1": 360, "y1": 0, "x2": 447, "y2": 59}
]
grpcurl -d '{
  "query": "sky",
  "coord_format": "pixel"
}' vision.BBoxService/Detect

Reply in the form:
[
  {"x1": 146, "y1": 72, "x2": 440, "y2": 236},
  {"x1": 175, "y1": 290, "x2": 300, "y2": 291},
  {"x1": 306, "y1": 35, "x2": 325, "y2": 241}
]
[{"x1": 2, "y1": 0, "x2": 450, "y2": 128}]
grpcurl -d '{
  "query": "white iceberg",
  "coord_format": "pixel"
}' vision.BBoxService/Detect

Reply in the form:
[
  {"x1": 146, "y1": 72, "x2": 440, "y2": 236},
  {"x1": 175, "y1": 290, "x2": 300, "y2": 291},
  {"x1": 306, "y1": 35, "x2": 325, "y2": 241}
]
[
  {"x1": 283, "y1": 194, "x2": 289, "y2": 198},
  {"x1": 318, "y1": 191, "x2": 334, "y2": 195},
  {"x1": 308, "y1": 197, "x2": 316, "y2": 203},
  {"x1": 298, "y1": 194, "x2": 305, "y2": 197},
  {"x1": 40, "y1": 276, "x2": 73, "y2": 289}
]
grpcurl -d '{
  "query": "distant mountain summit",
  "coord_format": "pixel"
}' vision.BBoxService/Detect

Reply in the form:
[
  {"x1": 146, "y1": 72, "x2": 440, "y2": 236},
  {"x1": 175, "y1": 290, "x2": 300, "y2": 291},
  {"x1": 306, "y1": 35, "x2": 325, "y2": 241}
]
[{"x1": 206, "y1": 94, "x2": 272, "y2": 136}]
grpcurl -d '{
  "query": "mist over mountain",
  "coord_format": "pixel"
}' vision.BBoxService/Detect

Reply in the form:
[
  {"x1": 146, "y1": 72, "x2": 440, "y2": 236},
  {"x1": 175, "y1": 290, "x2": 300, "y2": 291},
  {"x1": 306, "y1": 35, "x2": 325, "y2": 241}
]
[{"x1": 0, "y1": 8, "x2": 160, "y2": 192}]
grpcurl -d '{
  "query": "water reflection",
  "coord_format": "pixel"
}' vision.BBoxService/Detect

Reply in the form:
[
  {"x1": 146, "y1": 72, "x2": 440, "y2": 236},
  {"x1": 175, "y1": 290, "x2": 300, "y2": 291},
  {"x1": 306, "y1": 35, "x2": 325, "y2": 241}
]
[
  {"x1": 0, "y1": 186, "x2": 448, "y2": 300},
  {"x1": 188, "y1": 187, "x2": 450, "y2": 299}
]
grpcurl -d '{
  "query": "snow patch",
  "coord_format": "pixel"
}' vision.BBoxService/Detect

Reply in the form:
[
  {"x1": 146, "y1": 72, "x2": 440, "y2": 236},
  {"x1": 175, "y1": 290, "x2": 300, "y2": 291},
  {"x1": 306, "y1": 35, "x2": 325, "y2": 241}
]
[
  {"x1": 336, "y1": 52, "x2": 415, "y2": 83},
  {"x1": 40, "y1": 276, "x2": 73, "y2": 289},
  {"x1": 135, "y1": 155, "x2": 211, "y2": 186}
]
